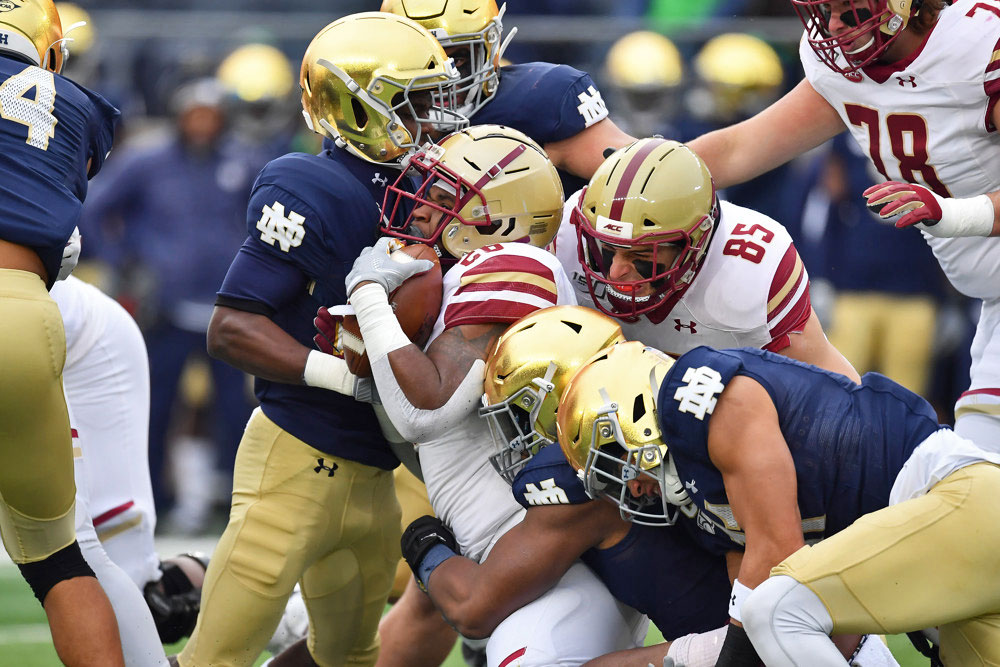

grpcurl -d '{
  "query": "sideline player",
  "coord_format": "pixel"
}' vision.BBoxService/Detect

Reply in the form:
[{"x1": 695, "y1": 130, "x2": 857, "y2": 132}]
[
  {"x1": 177, "y1": 14, "x2": 465, "y2": 667},
  {"x1": 323, "y1": 126, "x2": 647, "y2": 667},
  {"x1": 0, "y1": 1, "x2": 123, "y2": 665},
  {"x1": 559, "y1": 341, "x2": 1000, "y2": 665},
  {"x1": 686, "y1": 0, "x2": 1000, "y2": 447}
]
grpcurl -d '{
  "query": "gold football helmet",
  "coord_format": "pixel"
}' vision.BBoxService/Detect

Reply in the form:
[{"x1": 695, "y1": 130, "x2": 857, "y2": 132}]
[
  {"x1": 572, "y1": 138, "x2": 719, "y2": 322},
  {"x1": 606, "y1": 31, "x2": 682, "y2": 92},
  {"x1": 557, "y1": 341, "x2": 692, "y2": 526},
  {"x1": 380, "y1": 124, "x2": 563, "y2": 263},
  {"x1": 693, "y1": 33, "x2": 783, "y2": 120},
  {"x1": 300, "y1": 12, "x2": 465, "y2": 165},
  {"x1": 0, "y1": 0, "x2": 67, "y2": 73},
  {"x1": 53, "y1": 3, "x2": 91, "y2": 56},
  {"x1": 381, "y1": 0, "x2": 513, "y2": 117},
  {"x1": 219, "y1": 43, "x2": 294, "y2": 104},
  {"x1": 479, "y1": 306, "x2": 625, "y2": 483}
]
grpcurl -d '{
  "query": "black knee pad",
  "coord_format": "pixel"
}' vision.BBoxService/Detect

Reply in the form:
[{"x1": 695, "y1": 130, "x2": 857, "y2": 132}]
[{"x1": 17, "y1": 540, "x2": 95, "y2": 605}]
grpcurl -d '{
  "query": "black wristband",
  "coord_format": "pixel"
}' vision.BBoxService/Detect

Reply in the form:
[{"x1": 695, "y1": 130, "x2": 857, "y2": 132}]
[{"x1": 715, "y1": 622, "x2": 760, "y2": 667}]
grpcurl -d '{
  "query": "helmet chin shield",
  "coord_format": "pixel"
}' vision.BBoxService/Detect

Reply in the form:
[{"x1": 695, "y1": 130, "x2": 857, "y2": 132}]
[
  {"x1": 572, "y1": 190, "x2": 718, "y2": 322},
  {"x1": 480, "y1": 363, "x2": 558, "y2": 484},
  {"x1": 791, "y1": 0, "x2": 920, "y2": 76}
]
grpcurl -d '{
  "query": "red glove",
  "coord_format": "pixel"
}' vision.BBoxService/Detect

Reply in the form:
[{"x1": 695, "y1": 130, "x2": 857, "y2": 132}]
[
  {"x1": 313, "y1": 306, "x2": 344, "y2": 358},
  {"x1": 863, "y1": 181, "x2": 942, "y2": 229},
  {"x1": 863, "y1": 181, "x2": 994, "y2": 238}
]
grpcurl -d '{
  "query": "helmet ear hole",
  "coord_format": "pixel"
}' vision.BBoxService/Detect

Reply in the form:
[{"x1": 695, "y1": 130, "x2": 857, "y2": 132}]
[
  {"x1": 302, "y1": 71, "x2": 311, "y2": 95},
  {"x1": 632, "y1": 394, "x2": 646, "y2": 422},
  {"x1": 351, "y1": 97, "x2": 368, "y2": 129}
]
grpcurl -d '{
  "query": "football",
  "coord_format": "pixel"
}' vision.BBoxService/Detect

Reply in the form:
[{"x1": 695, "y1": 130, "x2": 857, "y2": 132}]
[{"x1": 341, "y1": 243, "x2": 443, "y2": 377}]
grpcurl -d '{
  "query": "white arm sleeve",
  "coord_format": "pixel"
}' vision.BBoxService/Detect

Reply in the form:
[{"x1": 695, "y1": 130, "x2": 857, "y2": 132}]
[
  {"x1": 665, "y1": 625, "x2": 729, "y2": 667},
  {"x1": 370, "y1": 354, "x2": 486, "y2": 444}
]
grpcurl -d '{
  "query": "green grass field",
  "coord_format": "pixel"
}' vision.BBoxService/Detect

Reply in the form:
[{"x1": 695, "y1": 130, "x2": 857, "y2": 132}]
[{"x1": 0, "y1": 566, "x2": 928, "y2": 666}]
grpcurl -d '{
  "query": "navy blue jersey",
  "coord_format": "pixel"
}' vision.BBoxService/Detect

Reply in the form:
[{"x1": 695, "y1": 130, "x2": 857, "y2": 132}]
[
  {"x1": 658, "y1": 347, "x2": 942, "y2": 555},
  {"x1": 513, "y1": 444, "x2": 730, "y2": 638},
  {"x1": 473, "y1": 62, "x2": 609, "y2": 194},
  {"x1": 0, "y1": 56, "x2": 118, "y2": 283},
  {"x1": 217, "y1": 148, "x2": 408, "y2": 468}
]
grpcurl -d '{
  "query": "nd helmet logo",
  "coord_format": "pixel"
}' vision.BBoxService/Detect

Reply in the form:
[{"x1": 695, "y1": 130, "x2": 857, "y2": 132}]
[{"x1": 0, "y1": 1, "x2": 22, "y2": 12}]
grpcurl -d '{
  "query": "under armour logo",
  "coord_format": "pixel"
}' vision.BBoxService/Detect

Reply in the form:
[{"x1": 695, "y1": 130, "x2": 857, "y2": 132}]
[
  {"x1": 674, "y1": 319, "x2": 697, "y2": 333},
  {"x1": 372, "y1": 172, "x2": 388, "y2": 187},
  {"x1": 673, "y1": 365, "x2": 725, "y2": 420},
  {"x1": 576, "y1": 86, "x2": 608, "y2": 128},
  {"x1": 685, "y1": 479, "x2": 698, "y2": 494},
  {"x1": 314, "y1": 458, "x2": 338, "y2": 477},
  {"x1": 257, "y1": 201, "x2": 306, "y2": 252},
  {"x1": 896, "y1": 75, "x2": 917, "y2": 88}
]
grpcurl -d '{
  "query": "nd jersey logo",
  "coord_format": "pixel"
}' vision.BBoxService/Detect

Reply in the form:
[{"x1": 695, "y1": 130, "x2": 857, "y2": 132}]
[
  {"x1": 522, "y1": 478, "x2": 570, "y2": 506},
  {"x1": 257, "y1": 201, "x2": 306, "y2": 252},
  {"x1": 576, "y1": 86, "x2": 608, "y2": 128},
  {"x1": 673, "y1": 366, "x2": 724, "y2": 420}
]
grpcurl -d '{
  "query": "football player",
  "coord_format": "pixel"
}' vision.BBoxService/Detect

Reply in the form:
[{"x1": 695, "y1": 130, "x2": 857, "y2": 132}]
[
  {"x1": 686, "y1": 0, "x2": 1000, "y2": 450},
  {"x1": 319, "y1": 125, "x2": 648, "y2": 667},
  {"x1": 177, "y1": 14, "x2": 466, "y2": 667},
  {"x1": 401, "y1": 306, "x2": 734, "y2": 667},
  {"x1": 559, "y1": 340, "x2": 1000, "y2": 666},
  {"x1": 551, "y1": 138, "x2": 858, "y2": 379},
  {"x1": 0, "y1": 1, "x2": 122, "y2": 665},
  {"x1": 382, "y1": 0, "x2": 636, "y2": 191},
  {"x1": 52, "y1": 273, "x2": 168, "y2": 665}
]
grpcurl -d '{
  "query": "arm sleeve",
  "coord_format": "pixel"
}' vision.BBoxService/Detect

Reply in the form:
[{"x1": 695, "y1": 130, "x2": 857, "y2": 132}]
[{"x1": 764, "y1": 244, "x2": 811, "y2": 352}]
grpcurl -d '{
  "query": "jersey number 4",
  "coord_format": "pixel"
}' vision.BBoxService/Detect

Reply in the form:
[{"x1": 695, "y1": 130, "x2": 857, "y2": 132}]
[{"x1": 0, "y1": 66, "x2": 58, "y2": 151}]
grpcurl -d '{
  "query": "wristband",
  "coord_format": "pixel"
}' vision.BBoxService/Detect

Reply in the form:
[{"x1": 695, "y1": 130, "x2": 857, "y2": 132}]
[
  {"x1": 349, "y1": 283, "x2": 411, "y2": 362},
  {"x1": 416, "y1": 543, "x2": 457, "y2": 590},
  {"x1": 303, "y1": 350, "x2": 356, "y2": 395},
  {"x1": 728, "y1": 578, "x2": 752, "y2": 623},
  {"x1": 928, "y1": 194, "x2": 994, "y2": 238}
]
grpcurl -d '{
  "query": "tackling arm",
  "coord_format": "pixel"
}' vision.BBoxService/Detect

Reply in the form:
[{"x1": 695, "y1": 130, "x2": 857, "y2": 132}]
[
  {"x1": 423, "y1": 502, "x2": 609, "y2": 638},
  {"x1": 687, "y1": 79, "x2": 844, "y2": 189}
]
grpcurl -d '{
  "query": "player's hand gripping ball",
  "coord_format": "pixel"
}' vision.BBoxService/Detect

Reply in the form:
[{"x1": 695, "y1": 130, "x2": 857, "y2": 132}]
[{"x1": 314, "y1": 241, "x2": 442, "y2": 377}]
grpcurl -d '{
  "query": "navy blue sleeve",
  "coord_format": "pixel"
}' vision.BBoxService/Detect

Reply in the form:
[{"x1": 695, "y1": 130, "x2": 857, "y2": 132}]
[
  {"x1": 80, "y1": 84, "x2": 120, "y2": 179},
  {"x1": 245, "y1": 181, "x2": 331, "y2": 282},
  {"x1": 512, "y1": 445, "x2": 593, "y2": 508},
  {"x1": 545, "y1": 67, "x2": 608, "y2": 143},
  {"x1": 217, "y1": 236, "x2": 308, "y2": 313}
]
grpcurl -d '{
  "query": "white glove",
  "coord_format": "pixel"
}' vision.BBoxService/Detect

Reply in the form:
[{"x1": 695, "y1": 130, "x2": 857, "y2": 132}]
[
  {"x1": 850, "y1": 634, "x2": 900, "y2": 667},
  {"x1": 345, "y1": 237, "x2": 434, "y2": 296},
  {"x1": 56, "y1": 226, "x2": 81, "y2": 281}
]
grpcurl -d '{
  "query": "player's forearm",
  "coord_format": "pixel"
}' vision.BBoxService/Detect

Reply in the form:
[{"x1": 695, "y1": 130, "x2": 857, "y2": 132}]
[
  {"x1": 425, "y1": 557, "x2": 508, "y2": 639},
  {"x1": 385, "y1": 345, "x2": 454, "y2": 409},
  {"x1": 582, "y1": 643, "x2": 671, "y2": 667},
  {"x1": 207, "y1": 306, "x2": 308, "y2": 384}
]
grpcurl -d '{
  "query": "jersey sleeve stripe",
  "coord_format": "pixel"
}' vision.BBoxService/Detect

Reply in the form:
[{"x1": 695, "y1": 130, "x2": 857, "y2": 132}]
[
  {"x1": 457, "y1": 280, "x2": 559, "y2": 304},
  {"x1": 460, "y1": 270, "x2": 558, "y2": 295},
  {"x1": 92, "y1": 500, "x2": 136, "y2": 528},
  {"x1": 766, "y1": 245, "x2": 805, "y2": 316},
  {"x1": 443, "y1": 299, "x2": 546, "y2": 328},
  {"x1": 447, "y1": 289, "x2": 558, "y2": 309},
  {"x1": 461, "y1": 254, "x2": 556, "y2": 281}
]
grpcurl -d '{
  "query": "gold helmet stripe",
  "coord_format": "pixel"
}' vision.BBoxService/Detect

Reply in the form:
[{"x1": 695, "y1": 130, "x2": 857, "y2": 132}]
[{"x1": 608, "y1": 138, "x2": 668, "y2": 220}]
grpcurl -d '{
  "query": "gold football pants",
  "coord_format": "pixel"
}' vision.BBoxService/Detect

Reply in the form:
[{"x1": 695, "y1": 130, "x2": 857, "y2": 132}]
[
  {"x1": 0, "y1": 269, "x2": 76, "y2": 564},
  {"x1": 390, "y1": 464, "x2": 433, "y2": 599},
  {"x1": 773, "y1": 463, "x2": 1000, "y2": 666},
  {"x1": 179, "y1": 409, "x2": 401, "y2": 667}
]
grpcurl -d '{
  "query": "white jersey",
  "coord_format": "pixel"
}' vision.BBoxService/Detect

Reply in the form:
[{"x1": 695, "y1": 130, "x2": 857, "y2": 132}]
[
  {"x1": 554, "y1": 193, "x2": 810, "y2": 356},
  {"x1": 419, "y1": 243, "x2": 577, "y2": 562},
  {"x1": 801, "y1": 0, "x2": 1000, "y2": 299}
]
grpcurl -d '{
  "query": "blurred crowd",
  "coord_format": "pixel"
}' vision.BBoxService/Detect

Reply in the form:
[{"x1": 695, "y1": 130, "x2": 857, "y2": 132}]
[{"x1": 66, "y1": 1, "x2": 974, "y2": 535}]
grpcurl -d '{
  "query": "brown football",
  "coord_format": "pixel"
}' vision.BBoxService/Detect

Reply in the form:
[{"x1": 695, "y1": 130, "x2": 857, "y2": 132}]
[{"x1": 341, "y1": 243, "x2": 443, "y2": 377}]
